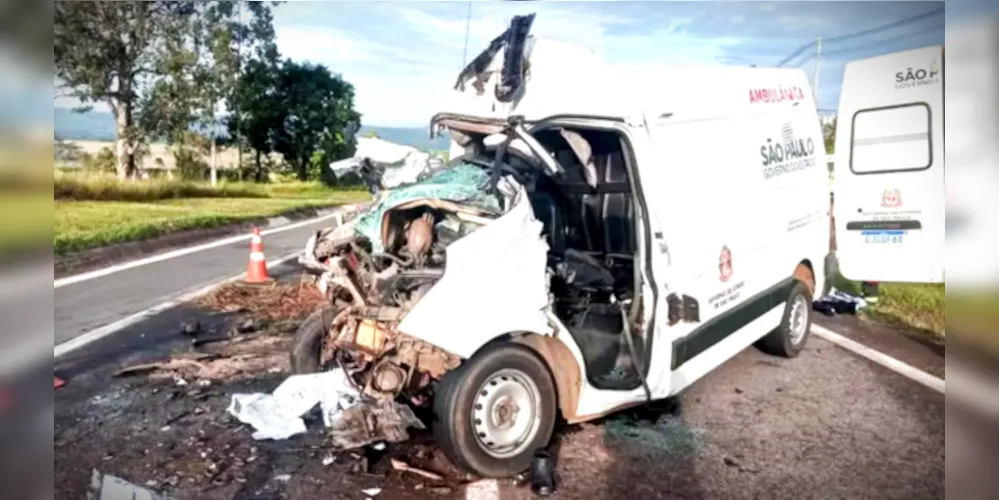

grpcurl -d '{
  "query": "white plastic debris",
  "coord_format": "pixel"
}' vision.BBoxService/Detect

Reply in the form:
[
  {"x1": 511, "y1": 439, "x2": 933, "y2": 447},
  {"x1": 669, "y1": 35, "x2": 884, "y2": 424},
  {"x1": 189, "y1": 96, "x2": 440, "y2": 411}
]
[
  {"x1": 272, "y1": 474, "x2": 291, "y2": 482},
  {"x1": 227, "y1": 369, "x2": 359, "y2": 441},
  {"x1": 371, "y1": 442, "x2": 386, "y2": 451},
  {"x1": 90, "y1": 469, "x2": 168, "y2": 500},
  {"x1": 322, "y1": 455, "x2": 336, "y2": 466},
  {"x1": 362, "y1": 488, "x2": 382, "y2": 497}
]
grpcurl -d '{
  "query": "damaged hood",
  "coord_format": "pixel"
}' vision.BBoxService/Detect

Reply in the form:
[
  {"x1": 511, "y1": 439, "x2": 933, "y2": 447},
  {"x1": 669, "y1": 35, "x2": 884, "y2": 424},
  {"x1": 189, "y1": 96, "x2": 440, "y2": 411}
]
[
  {"x1": 354, "y1": 161, "x2": 504, "y2": 253},
  {"x1": 330, "y1": 136, "x2": 445, "y2": 193}
]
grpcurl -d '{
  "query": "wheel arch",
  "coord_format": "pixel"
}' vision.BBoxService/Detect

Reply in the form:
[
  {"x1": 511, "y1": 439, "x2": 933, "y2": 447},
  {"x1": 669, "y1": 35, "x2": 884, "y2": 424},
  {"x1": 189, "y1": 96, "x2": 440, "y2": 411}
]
[
  {"x1": 472, "y1": 332, "x2": 584, "y2": 423},
  {"x1": 793, "y1": 259, "x2": 817, "y2": 299}
]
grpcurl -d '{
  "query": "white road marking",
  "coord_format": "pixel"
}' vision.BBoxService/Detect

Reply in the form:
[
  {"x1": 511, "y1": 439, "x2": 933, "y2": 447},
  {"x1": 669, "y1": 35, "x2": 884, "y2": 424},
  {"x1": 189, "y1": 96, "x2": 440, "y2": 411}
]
[
  {"x1": 54, "y1": 251, "x2": 302, "y2": 359},
  {"x1": 53, "y1": 210, "x2": 342, "y2": 289},
  {"x1": 811, "y1": 323, "x2": 945, "y2": 393},
  {"x1": 465, "y1": 479, "x2": 500, "y2": 500}
]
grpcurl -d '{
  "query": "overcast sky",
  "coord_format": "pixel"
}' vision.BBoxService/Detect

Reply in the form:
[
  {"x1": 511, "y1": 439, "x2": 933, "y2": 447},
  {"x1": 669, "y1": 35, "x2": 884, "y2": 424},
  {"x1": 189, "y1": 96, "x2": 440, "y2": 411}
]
[{"x1": 46, "y1": 1, "x2": 953, "y2": 128}]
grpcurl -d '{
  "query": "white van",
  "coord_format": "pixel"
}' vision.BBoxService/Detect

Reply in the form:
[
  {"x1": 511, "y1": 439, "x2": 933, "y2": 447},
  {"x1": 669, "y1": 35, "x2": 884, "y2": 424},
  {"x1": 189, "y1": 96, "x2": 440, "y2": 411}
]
[
  {"x1": 832, "y1": 45, "x2": 945, "y2": 283},
  {"x1": 296, "y1": 15, "x2": 925, "y2": 478}
]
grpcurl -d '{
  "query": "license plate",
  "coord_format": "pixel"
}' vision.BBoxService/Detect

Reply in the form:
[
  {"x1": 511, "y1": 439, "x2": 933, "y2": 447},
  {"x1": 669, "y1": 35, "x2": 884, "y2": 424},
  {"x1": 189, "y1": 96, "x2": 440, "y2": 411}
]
[{"x1": 862, "y1": 230, "x2": 904, "y2": 244}]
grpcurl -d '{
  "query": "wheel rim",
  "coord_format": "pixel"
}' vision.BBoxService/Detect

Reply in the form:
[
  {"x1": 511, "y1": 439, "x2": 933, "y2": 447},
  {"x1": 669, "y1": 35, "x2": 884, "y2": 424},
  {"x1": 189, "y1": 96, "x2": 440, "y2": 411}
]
[
  {"x1": 788, "y1": 294, "x2": 809, "y2": 344},
  {"x1": 471, "y1": 368, "x2": 543, "y2": 459}
]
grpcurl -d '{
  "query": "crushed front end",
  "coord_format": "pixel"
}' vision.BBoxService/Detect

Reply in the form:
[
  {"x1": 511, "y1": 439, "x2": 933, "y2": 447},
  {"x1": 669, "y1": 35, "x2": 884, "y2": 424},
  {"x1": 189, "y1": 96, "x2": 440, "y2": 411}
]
[{"x1": 298, "y1": 160, "x2": 511, "y2": 405}]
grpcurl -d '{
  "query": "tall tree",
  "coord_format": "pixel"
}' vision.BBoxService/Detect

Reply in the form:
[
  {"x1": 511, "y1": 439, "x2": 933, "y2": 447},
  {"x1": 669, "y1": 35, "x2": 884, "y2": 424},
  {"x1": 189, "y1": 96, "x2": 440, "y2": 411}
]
[
  {"x1": 272, "y1": 62, "x2": 361, "y2": 182},
  {"x1": 226, "y1": 1, "x2": 282, "y2": 181},
  {"x1": 54, "y1": 2, "x2": 195, "y2": 179}
]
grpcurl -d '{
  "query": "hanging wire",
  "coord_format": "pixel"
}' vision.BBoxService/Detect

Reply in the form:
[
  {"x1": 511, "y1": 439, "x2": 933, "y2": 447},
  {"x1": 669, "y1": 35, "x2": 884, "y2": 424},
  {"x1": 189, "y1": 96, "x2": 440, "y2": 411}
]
[
  {"x1": 461, "y1": 1, "x2": 472, "y2": 68},
  {"x1": 788, "y1": 23, "x2": 945, "y2": 67},
  {"x1": 774, "y1": 6, "x2": 944, "y2": 67}
]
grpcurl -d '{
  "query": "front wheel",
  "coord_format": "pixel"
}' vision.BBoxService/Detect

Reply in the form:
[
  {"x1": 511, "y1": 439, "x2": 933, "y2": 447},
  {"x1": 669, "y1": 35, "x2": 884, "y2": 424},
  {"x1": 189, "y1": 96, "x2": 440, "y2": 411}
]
[
  {"x1": 433, "y1": 343, "x2": 558, "y2": 478},
  {"x1": 289, "y1": 305, "x2": 336, "y2": 374}
]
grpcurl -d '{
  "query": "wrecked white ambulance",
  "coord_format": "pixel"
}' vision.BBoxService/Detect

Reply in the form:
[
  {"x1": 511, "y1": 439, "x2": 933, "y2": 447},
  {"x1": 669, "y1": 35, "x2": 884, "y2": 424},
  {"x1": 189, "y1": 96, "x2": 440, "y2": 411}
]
[{"x1": 293, "y1": 14, "x2": 831, "y2": 478}]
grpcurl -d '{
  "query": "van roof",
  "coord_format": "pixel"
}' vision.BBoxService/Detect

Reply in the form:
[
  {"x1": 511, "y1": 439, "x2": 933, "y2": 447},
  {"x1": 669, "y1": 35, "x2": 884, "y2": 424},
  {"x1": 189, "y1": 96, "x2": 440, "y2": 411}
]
[{"x1": 438, "y1": 37, "x2": 817, "y2": 124}]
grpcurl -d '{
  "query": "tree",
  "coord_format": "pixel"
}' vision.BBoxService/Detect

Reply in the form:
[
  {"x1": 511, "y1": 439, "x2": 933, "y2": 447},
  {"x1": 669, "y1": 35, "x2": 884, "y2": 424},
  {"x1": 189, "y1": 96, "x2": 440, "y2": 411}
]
[
  {"x1": 55, "y1": 2, "x2": 195, "y2": 179},
  {"x1": 272, "y1": 62, "x2": 361, "y2": 183},
  {"x1": 229, "y1": 59, "x2": 283, "y2": 181},
  {"x1": 226, "y1": 2, "x2": 283, "y2": 181},
  {"x1": 822, "y1": 118, "x2": 837, "y2": 154}
]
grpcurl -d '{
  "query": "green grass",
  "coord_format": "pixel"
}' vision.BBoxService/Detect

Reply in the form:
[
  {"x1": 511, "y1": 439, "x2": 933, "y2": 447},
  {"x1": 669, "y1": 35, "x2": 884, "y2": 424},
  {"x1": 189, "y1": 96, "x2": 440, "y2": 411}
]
[
  {"x1": 55, "y1": 192, "x2": 368, "y2": 255},
  {"x1": 54, "y1": 172, "x2": 368, "y2": 202},
  {"x1": 832, "y1": 273, "x2": 944, "y2": 342}
]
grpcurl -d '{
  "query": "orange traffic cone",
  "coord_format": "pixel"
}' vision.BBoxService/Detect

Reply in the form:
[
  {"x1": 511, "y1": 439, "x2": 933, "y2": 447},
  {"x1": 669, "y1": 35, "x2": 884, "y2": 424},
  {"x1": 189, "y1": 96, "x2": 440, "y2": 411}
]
[
  {"x1": 54, "y1": 376, "x2": 66, "y2": 389},
  {"x1": 245, "y1": 227, "x2": 272, "y2": 283}
]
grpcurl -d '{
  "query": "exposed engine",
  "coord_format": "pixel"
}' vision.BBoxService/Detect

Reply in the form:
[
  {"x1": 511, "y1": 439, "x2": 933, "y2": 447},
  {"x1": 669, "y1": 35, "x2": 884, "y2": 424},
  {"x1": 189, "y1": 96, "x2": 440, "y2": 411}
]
[{"x1": 300, "y1": 203, "x2": 492, "y2": 403}]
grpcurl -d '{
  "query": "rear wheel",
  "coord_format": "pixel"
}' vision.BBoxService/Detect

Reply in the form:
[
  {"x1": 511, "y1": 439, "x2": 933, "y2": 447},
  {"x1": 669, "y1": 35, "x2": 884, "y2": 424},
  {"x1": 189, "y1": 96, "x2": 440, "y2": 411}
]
[
  {"x1": 757, "y1": 280, "x2": 812, "y2": 358},
  {"x1": 433, "y1": 343, "x2": 557, "y2": 478},
  {"x1": 289, "y1": 305, "x2": 336, "y2": 374}
]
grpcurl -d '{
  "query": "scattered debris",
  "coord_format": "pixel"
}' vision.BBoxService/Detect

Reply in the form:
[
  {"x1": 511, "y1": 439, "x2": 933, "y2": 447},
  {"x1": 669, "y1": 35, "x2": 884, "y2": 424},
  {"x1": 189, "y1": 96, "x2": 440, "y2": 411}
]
[
  {"x1": 227, "y1": 370, "x2": 358, "y2": 441},
  {"x1": 191, "y1": 334, "x2": 232, "y2": 348},
  {"x1": 390, "y1": 458, "x2": 444, "y2": 481},
  {"x1": 530, "y1": 450, "x2": 556, "y2": 496},
  {"x1": 236, "y1": 318, "x2": 258, "y2": 334},
  {"x1": 812, "y1": 287, "x2": 868, "y2": 316},
  {"x1": 181, "y1": 319, "x2": 201, "y2": 336},
  {"x1": 327, "y1": 398, "x2": 425, "y2": 450},
  {"x1": 89, "y1": 469, "x2": 170, "y2": 500},
  {"x1": 195, "y1": 282, "x2": 326, "y2": 321},
  {"x1": 604, "y1": 412, "x2": 703, "y2": 457}
]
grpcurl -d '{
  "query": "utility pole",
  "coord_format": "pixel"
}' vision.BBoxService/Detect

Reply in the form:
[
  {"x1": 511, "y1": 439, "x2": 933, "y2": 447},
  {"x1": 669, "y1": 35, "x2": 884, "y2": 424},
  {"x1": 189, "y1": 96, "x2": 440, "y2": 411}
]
[
  {"x1": 236, "y1": 0, "x2": 243, "y2": 181},
  {"x1": 812, "y1": 37, "x2": 822, "y2": 105}
]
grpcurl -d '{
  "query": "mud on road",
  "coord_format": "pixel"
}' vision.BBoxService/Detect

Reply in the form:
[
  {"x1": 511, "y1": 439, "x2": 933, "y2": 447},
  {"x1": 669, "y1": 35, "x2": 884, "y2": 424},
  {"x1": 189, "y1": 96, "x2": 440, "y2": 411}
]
[{"x1": 54, "y1": 279, "x2": 944, "y2": 500}]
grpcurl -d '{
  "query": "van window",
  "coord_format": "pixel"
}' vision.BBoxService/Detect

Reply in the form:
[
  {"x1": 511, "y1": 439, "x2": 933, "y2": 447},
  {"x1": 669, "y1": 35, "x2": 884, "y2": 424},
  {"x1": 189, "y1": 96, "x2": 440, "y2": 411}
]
[{"x1": 849, "y1": 103, "x2": 932, "y2": 174}]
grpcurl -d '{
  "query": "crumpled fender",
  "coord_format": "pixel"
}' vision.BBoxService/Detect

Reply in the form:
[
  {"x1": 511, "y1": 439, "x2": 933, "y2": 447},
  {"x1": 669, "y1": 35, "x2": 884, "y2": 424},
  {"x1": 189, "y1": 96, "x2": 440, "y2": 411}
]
[{"x1": 397, "y1": 185, "x2": 552, "y2": 358}]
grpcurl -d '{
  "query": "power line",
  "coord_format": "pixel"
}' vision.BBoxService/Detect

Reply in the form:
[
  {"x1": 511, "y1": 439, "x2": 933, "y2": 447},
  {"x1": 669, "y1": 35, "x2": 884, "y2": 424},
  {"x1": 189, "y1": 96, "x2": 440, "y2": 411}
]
[
  {"x1": 775, "y1": 6, "x2": 944, "y2": 67},
  {"x1": 461, "y1": 1, "x2": 471, "y2": 68},
  {"x1": 788, "y1": 23, "x2": 944, "y2": 67}
]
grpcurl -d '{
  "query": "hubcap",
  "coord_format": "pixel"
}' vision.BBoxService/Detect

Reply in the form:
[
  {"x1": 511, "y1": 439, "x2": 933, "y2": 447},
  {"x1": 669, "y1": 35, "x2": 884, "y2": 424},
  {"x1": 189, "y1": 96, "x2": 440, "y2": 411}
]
[
  {"x1": 471, "y1": 369, "x2": 542, "y2": 459},
  {"x1": 788, "y1": 294, "x2": 809, "y2": 344}
]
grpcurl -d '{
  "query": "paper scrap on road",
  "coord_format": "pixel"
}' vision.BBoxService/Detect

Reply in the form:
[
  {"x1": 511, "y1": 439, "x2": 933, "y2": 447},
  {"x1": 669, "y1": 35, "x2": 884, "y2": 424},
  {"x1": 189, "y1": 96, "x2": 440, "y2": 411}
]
[
  {"x1": 227, "y1": 369, "x2": 359, "y2": 441},
  {"x1": 89, "y1": 469, "x2": 170, "y2": 500}
]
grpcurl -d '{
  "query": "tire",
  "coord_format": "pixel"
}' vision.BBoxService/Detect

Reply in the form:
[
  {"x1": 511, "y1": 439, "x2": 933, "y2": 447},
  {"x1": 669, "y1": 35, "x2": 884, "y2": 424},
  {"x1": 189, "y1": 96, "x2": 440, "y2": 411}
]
[
  {"x1": 433, "y1": 343, "x2": 558, "y2": 478},
  {"x1": 289, "y1": 305, "x2": 336, "y2": 374},
  {"x1": 757, "y1": 280, "x2": 812, "y2": 358}
]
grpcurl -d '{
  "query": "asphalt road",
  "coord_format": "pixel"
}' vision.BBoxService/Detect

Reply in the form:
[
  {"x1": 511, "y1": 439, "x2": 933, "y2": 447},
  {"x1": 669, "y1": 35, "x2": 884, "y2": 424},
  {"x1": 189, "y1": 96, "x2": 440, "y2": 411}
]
[
  {"x1": 53, "y1": 215, "x2": 337, "y2": 347},
  {"x1": 51, "y1": 299, "x2": 948, "y2": 500}
]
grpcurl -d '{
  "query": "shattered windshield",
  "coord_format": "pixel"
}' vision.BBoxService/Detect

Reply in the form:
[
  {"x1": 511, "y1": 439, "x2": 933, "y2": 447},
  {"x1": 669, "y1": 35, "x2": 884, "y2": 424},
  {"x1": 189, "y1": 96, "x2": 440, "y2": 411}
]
[{"x1": 353, "y1": 161, "x2": 502, "y2": 253}]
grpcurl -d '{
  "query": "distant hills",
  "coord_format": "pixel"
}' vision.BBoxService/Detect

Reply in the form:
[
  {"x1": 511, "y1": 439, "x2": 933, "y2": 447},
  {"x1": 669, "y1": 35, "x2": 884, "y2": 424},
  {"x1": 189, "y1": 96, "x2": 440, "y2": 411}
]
[{"x1": 53, "y1": 108, "x2": 451, "y2": 152}]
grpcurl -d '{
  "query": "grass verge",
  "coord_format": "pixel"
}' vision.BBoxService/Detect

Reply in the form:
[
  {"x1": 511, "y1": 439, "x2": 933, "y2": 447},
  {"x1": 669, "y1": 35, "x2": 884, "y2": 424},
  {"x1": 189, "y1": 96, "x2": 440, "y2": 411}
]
[
  {"x1": 54, "y1": 173, "x2": 367, "y2": 202},
  {"x1": 832, "y1": 273, "x2": 944, "y2": 343},
  {"x1": 55, "y1": 193, "x2": 368, "y2": 255}
]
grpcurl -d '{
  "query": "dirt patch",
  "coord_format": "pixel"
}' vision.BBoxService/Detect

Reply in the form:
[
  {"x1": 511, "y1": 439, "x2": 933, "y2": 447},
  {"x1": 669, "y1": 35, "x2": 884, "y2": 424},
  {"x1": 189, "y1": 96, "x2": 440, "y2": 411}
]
[{"x1": 194, "y1": 281, "x2": 327, "y2": 321}]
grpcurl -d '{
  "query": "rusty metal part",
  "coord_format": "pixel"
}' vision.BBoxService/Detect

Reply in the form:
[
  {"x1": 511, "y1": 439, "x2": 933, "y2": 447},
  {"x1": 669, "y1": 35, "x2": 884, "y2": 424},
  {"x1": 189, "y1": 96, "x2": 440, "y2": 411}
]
[
  {"x1": 511, "y1": 333, "x2": 584, "y2": 423},
  {"x1": 405, "y1": 212, "x2": 435, "y2": 260},
  {"x1": 327, "y1": 398, "x2": 425, "y2": 450},
  {"x1": 792, "y1": 262, "x2": 816, "y2": 299},
  {"x1": 370, "y1": 360, "x2": 408, "y2": 394},
  {"x1": 392, "y1": 333, "x2": 462, "y2": 379}
]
